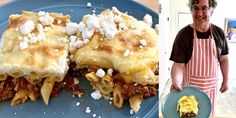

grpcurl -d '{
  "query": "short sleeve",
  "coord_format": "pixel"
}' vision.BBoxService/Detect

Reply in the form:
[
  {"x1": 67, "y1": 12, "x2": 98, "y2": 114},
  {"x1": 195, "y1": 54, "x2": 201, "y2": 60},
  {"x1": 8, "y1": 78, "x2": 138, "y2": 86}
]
[
  {"x1": 169, "y1": 25, "x2": 193, "y2": 64},
  {"x1": 212, "y1": 25, "x2": 229, "y2": 56},
  {"x1": 219, "y1": 28, "x2": 229, "y2": 55}
]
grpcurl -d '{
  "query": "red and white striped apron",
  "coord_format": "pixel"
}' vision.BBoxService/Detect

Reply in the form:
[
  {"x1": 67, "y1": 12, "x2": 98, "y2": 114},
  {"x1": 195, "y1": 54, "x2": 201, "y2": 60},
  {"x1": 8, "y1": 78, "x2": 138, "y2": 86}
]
[{"x1": 183, "y1": 24, "x2": 218, "y2": 117}]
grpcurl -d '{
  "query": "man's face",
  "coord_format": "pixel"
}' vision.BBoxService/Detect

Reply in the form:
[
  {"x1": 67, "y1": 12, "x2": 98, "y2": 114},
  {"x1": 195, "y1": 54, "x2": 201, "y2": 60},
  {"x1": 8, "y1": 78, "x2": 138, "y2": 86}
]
[{"x1": 191, "y1": 0, "x2": 212, "y2": 27}]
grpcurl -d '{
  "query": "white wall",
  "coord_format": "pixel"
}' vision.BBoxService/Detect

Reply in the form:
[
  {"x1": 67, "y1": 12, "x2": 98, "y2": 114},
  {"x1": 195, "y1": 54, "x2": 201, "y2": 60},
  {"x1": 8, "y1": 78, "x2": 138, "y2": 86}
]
[
  {"x1": 159, "y1": 0, "x2": 170, "y2": 97},
  {"x1": 211, "y1": 0, "x2": 236, "y2": 29}
]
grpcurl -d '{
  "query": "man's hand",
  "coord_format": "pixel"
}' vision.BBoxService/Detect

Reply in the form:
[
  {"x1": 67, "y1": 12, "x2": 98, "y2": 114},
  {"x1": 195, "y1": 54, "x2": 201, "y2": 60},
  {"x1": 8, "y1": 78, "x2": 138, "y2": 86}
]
[
  {"x1": 219, "y1": 55, "x2": 229, "y2": 93},
  {"x1": 170, "y1": 62, "x2": 184, "y2": 91},
  {"x1": 220, "y1": 81, "x2": 229, "y2": 93},
  {"x1": 170, "y1": 80, "x2": 182, "y2": 91}
]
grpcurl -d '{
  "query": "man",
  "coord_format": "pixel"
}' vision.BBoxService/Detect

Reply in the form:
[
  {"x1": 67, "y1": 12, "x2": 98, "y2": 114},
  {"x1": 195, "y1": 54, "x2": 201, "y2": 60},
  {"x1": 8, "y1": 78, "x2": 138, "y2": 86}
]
[{"x1": 170, "y1": 0, "x2": 229, "y2": 117}]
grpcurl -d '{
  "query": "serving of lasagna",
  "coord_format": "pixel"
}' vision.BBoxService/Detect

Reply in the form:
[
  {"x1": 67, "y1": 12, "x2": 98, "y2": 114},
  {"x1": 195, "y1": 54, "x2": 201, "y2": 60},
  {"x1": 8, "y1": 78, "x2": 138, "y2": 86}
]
[
  {"x1": 0, "y1": 11, "x2": 83, "y2": 106},
  {"x1": 0, "y1": 7, "x2": 158, "y2": 113},
  {"x1": 68, "y1": 7, "x2": 158, "y2": 112},
  {"x1": 177, "y1": 95, "x2": 199, "y2": 118}
]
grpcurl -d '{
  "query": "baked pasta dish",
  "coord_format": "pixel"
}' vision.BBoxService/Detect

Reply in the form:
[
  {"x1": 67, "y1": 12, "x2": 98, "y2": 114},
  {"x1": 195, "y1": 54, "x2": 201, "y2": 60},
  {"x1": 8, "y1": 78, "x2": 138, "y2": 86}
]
[
  {"x1": 177, "y1": 95, "x2": 199, "y2": 118},
  {"x1": 69, "y1": 7, "x2": 158, "y2": 113},
  {"x1": 0, "y1": 7, "x2": 158, "y2": 113},
  {"x1": 0, "y1": 11, "x2": 83, "y2": 106}
]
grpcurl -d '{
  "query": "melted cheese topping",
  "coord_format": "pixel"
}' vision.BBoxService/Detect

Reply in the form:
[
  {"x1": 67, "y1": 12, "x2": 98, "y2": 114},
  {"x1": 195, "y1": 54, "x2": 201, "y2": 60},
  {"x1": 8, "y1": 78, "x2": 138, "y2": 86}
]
[
  {"x1": 70, "y1": 8, "x2": 158, "y2": 85},
  {"x1": 0, "y1": 11, "x2": 70, "y2": 84},
  {"x1": 177, "y1": 95, "x2": 199, "y2": 117}
]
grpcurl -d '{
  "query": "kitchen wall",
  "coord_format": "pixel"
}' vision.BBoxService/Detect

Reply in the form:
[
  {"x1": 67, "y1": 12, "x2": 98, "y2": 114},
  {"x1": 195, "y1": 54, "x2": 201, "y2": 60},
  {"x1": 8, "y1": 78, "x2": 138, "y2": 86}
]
[{"x1": 211, "y1": 0, "x2": 236, "y2": 30}]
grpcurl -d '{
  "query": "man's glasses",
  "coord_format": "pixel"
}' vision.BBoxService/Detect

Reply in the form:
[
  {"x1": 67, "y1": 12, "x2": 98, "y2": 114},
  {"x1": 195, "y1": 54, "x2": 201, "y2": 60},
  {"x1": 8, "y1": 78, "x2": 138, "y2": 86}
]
[{"x1": 191, "y1": 6, "x2": 210, "y2": 13}]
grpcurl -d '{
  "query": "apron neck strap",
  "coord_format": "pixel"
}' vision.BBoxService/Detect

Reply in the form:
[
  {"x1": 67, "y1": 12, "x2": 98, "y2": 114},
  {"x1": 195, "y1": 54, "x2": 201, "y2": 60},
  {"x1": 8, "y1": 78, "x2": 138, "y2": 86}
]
[{"x1": 191, "y1": 23, "x2": 213, "y2": 39}]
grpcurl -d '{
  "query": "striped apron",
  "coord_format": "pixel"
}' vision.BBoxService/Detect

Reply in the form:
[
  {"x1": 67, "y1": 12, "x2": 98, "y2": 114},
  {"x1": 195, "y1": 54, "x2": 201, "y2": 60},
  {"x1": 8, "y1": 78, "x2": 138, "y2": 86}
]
[{"x1": 183, "y1": 24, "x2": 218, "y2": 117}]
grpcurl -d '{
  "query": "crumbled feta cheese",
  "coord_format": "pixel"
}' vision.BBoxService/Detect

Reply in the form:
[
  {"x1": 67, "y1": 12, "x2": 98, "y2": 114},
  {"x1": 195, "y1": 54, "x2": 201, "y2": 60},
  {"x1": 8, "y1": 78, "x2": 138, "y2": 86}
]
[
  {"x1": 37, "y1": 32, "x2": 45, "y2": 41},
  {"x1": 39, "y1": 12, "x2": 54, "y2": 26},
  {"x1": 140, "y1": 39, "x2": 147, "y2": 47},
  {"x1": 130, "y1": 109, "x2": 134, "y2": 115},
  {"x1": 139, "y1": 45, "x2": 144, "y2": 49},
  {"x1": 73, "y1": 78, "x2": 79, "y2": 84},
  {"x1": 114, "y1": 15, "x2": 122, "y2": 23},
  {"x1": 19, "y1": 20, "x2": 35, "y2": 35},
  {"x1": 96, "y1": 68, "x2": 105, "y2": 78},
  {"x1": 91, "y1": 90, "x2": 102, "y2": 100},
  {"x1": 23, "y1": 36, "x2": 29, "y2": 42},
  {"x1": 82, "y1": 28, "x2": 94, "y2": 39},
  {"x1": 85, "y1": 107, "x2": 91, "y2": 113},
  {"x1": 69, "y1": 36, "x2": 77, "y2": 46},
  {"x1": 59, "y1": 37, "x2": 68, "y2": 43},
  {"x1": 87, "y1": 2, "x2": 92, "y2": 7},
  {"x1": 66, "y1": 22, "x2": 79, "y2": 35},
  {"x1": 83, "y1": 38, "x2": 89, "y2": 44},
  {"x1": 143, "y1": 14, "x2": 153, "y2": 27},
  {"x1": 103, "y1": 25, "x2": 117, "y2": 39},
  {"x1": 19, "y1": 41, "x2": 28, "y2": 50},
  {"x1": 78, "y1": 22, "x2": 86, "y2": 32},
  {"x1": 70, "y1": 35, "x2": 77, "y2": 41},
  {"x1": 27, "y1": 33, "x2": 32, "y2": 38},
  {"x1": 92, "y1": 10, "x2": 96, "y2": 13},
  {"x1": 123, "y1": 49, "x2": 130, "y2": 57},
  {"x1": 76, "y1": 102, "x2": 80, "y2": 106},
  {"x1": 38, "y1": 11, "x2": 46, "y2": 16},
  {"x1": 76, "y1": 7, "x2": 126, "y2": 40},
  {"x1": 86, "y1": 14, "x2": 100, "y2": 29},
  {"x1": 119, "y1": 23, "x2": 127, "y2": 31},
  {"x1": 37, "y1": 24, "x2": 44, "y2": 32},
  {"x1": 70, "y1": 35, "x2": 77, "y2": 43},
  {"x1": 73, "y1": 40, "x2": 84, "y2": 48},
  {"x1": 93, "y1": 114, "x2": 96, "y2": 117},
  {"x1": 112, "y1": 7, "x2": 120, "y2": 13},
  {"x1": 107, "y1": 68, "x2": 113, "y2": 76},
  {"x1": 29, "y1": 36, "x2": 38, "y2": 44}
]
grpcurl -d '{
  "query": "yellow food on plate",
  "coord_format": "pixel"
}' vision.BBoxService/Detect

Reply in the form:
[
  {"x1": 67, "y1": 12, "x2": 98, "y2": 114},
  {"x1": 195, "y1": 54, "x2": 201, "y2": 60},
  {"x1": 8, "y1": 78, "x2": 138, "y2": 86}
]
[{"x1": 177, "y1": 95, "x2": 199, "y2": 118}]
